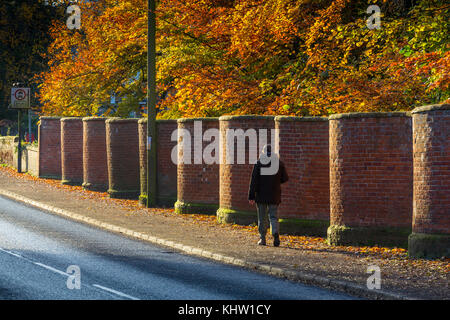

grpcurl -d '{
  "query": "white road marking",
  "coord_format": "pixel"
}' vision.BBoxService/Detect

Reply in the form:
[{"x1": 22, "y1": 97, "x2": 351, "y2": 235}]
[
  {"x1": 92, "y1": 284, "x2": 140, "y2": 300},
  {"x1": 0, "y1": 247, "x2": 23, "y2": 258},
  {"x1": 33, "y1": 262, "x2": 70, "y2": 277},
  {"x1": 1, "y1": 247, "x2": 70, "y2": 277},
  {"x1": 1, "y1": 246, "x2": 140, "y2": 300}
]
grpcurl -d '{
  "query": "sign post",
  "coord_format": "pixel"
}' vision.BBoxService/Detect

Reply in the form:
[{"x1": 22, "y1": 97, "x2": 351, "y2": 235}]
[{"x1": 11, "y1": 86, "x2": 31, "y2": 173}]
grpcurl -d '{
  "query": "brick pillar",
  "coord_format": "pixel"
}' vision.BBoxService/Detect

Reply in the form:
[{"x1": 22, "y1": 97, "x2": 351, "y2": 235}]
[
  {"x1": 275, "y1": 116, "x2": 330, "y2": 236},
  {"x1": 106, "y1": 118, "x2": 140, "y2": 199},
  {"x1": 409, "y1": 104, "x2": 450, "y2": 258},
  {"x1": 138, "y1": 119, "x2": 178, "y2": 206},
  {"x1": 328, "y1": 112, "x2": 413, "y2": 247},
  {"x1": 61, "y1": 118, "x2": 83, "y2": 185},
  {"x1": 38, "y1": 116, "x2": 61, "y2": 179},
  {"x1": 82, "y1": 117, "x2": 108, "y2": 191},
  {"x1": 175, "y1": 118, "x2": 220, "y2": 215},
  {"x1": 217, "y1": 115, "x2": 275, "y2": 225}
]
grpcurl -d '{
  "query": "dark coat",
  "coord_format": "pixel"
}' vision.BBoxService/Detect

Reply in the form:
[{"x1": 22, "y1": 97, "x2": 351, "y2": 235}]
[{"x1": 248, "y1": 158, "x2": 289, "y2": 205}]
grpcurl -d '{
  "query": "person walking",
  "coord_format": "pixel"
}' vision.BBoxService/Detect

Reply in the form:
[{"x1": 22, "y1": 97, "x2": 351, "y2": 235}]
[{"x1": 248, "y1": 144, "x2": 289, "y2": 246}]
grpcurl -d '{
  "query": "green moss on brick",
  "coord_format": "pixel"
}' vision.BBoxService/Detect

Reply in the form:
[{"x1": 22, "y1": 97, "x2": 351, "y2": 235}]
[
  {"x1": 279, "y1": 217, "x2": 329, "y2": 237},
  {"x1": 139, "y1": 193, "x2": 147, "y2": 206},
  {"x1": 411, "y1": 103, "x2": 450, "y2": 114},
  {"x1": 139, "y1": 194, "x2": 176, "y2": 207},
  {"x1": 157, "y1": 196, "x2": 177, "y2": 208},
  {"x1": 175, "y1": 200, "x2": 219, "y2": 215},
  {"x1": 408, "y1": 232, "x2": 450, "y2": 259},
  {"x1": 61, "y1": 179, "x2": 82, "y2": 186},
  {"x1": 108, "y1": 189, "x2": 140, "y2": 199},
  {"x1": 39, "y1": 174, "x2": 61, "y2": 180},
  {"x1": 327, "y1": 224, "x2": 411, "y2": 248},
  {"x1": 216, "y1": 209, "x2": 330, "y2": 237},
  {"x1": 216, "y1": 207, "x2": 257, "y2": 225},
  {"x1": 82, "y1": 182, "x2": 107, "y2": 192}
]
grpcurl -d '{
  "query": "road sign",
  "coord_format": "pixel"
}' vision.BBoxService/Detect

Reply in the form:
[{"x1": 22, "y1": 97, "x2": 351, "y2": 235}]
[{"x1": 11, "y1": 87, "x2": 31, "y2": 109}]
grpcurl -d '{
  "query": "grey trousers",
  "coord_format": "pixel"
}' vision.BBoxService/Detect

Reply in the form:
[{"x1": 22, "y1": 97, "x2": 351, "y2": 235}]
[{"x1": 256, "y1": 203, "x2": 279, "y2": 238}]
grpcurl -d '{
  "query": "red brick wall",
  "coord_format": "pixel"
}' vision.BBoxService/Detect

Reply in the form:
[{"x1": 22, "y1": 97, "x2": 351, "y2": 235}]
[
  {"x1": 61, "y1": 118, "x2": 83, "y2": 185},
  {"x1": 156, "y1": 120, "x2": 178, "y2": 205},
  {"x1": 329, "y1": 113, "x2": 413, "y2": 228},
  {"x1": 83, "y1": 117, "x2": 108, "y2": 191},
  {"x1": 275, "y1": 117, "x2": 329, "y2": 220},
  {"x1": 412, "y1": 105, "x2": 450, "y2": 235},
  {"x1": 177, "y1": 118, "x2": 220, "y2": 206},
  {"x1": 38, "y1": 117, "x2": 61, "y2": 179},
  {"x1": 35, "y1": 111, "x2": 450, "y2": 238},
  {"x1": 138, "y1": 119, "x2": 178, "y2": 205},
  {"x1": 219, "y1": 116, "x2": 275, "y2": 213},
  {"x1": 106, "y1": 118, "x2": 140, "y2": 198}
]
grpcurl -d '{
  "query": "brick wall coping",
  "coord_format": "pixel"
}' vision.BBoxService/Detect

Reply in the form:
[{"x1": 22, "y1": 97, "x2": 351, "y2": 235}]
[
  {"x1": 411, "y1": 103, "x2": 450, "y2": 114},
  {"x1": 156, "y1": 119, "x2": 177, "y2": 123},
  {"x1": 275, "y1": 116, "x2": 328, "y2": 122},
  {"x1": 177, "y1": 117, "x2": 219, "y2": 123},
  {"x1": 329, "y1": 111, "x2": 410, "y2": 120},
  {"x1": 105, "y1": 118, "x2": 140, "y2": 124},
  {"x1": 39, "y1": 116, "x2": 62, "y2": 120},
  {"x1": 137, "y1": 118, "x2": 178, "y2": 124},
  {"x1": 219, "y1": 115, "x2": 275, "y2": 121},
  {"x1": 82, "y1": 117, "x2": 108, "y2": 122},
  {"x1": 61, "y1": 117, "x2": 83, "y2": 122}
]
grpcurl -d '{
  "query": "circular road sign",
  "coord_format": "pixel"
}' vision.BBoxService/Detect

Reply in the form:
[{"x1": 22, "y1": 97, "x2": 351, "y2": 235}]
[{"x1": 14, "y1": 89, "x2": 27, "y2": 101}]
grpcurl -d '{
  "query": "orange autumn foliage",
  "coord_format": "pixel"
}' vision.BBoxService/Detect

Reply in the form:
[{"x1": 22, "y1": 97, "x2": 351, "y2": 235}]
[{"x1": 36, "y1": 0, "x2": 449, "y2": 118}]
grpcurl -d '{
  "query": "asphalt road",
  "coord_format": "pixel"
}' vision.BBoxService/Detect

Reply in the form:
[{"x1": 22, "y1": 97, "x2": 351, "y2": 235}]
[{"x1": 0, "y1": 195, "x2": 356, "y2": 300}]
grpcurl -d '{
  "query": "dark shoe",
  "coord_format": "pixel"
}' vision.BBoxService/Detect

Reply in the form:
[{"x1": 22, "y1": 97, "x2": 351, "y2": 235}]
[
  {"x1": 273, "y1": 233, "x2": 280, "y2": 247},
  {"x1": 258, "y1": 238, "x2": 266, "y2": 246}
]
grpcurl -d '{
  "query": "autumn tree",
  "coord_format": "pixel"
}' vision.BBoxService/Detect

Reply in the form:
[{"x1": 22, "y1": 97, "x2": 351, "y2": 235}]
[
  {"x1": 0, "y1": 0, "x2": 64, "y2": 120},
  {"x1": 36, "y1": 0, "x2": 449, "y2": 118},
  {"x1": 272, "y1": 0, "x2": 450, "y2": 115}
]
